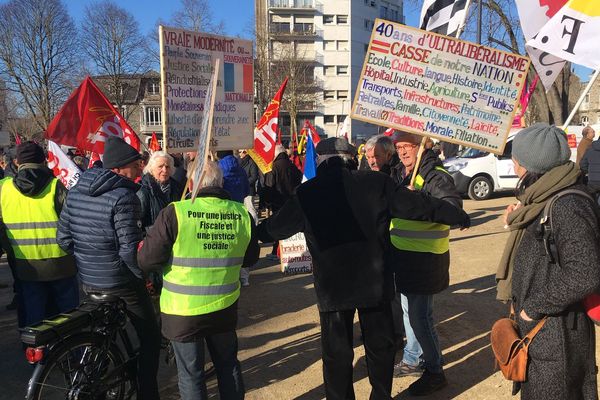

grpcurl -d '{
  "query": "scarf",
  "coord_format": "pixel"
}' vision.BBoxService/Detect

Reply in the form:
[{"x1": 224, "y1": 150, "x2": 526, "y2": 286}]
[{"x1": 496, "y1": 162, "x2": 581, "y2": 301}]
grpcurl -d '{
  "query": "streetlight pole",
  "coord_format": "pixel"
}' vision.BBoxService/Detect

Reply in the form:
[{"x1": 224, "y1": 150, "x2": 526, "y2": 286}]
[{"x1": 477, "y1": 0, "x2": 482, "y2": 44}]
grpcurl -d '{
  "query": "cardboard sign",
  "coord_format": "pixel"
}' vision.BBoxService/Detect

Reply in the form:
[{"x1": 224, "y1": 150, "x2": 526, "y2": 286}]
[
  {"x1": 279, "y1": 232, "x2": 313, "y2": 275},
  {"x1": 352, "y1": 19, "x2": 530, "y2": 155},
  {"x1": 159, "y1": 26, "x2": 253, "y2": 153}
]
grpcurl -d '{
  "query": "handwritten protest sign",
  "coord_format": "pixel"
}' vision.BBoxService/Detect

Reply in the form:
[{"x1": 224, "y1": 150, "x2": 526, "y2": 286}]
[
  {"x1": 159, "y1": 26, "x2": 253, "y2": 153},
  {"x1": 352, "y1": 19, "x2": 530, "y2": 154},
  {"x1": 279, "y1": 233, "x2": 313, "y2": 275}
]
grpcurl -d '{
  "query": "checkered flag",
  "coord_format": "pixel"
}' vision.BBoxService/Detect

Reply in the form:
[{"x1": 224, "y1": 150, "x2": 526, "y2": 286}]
[{"x1": 420, "y1": 0, "x2": 469, "y2": 37}]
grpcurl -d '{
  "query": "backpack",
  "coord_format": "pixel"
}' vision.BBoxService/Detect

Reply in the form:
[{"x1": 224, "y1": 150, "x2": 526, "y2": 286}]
[{"x1": 539, "y1": 189, "x2": 600, "y2": 325}]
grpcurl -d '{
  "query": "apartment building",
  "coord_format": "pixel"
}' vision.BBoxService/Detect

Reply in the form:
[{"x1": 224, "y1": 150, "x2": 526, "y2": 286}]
[{"x1": 256, "y1": 0, "x2": 404, "y2": 142}]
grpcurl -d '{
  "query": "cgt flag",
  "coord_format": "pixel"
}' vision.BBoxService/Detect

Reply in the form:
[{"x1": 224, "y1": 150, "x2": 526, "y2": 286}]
[
  {"x1": 528, "y1": 0, "x2": 600, "y2": 70},
  {"x1": 45, "y1": 76, "x2": 141, "y2": 154},
  {"x1": 248, "y1": 77, "x2": 289, "y2": 174},
  {"x1": 47, "y1": 141, "x2": 81, "y2": 190},
  {"x1": 149, "y1": 132, "x2": 161, "y2": 152}
]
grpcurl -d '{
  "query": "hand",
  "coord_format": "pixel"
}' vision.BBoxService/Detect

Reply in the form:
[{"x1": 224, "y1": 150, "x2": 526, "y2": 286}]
[
  {"x1": 406, "y1": 185, "x2": 415, "y2": 191},
  {"x1": 520, "y1": 309, "x2": 533, "y2": 321},
  {"x1": 503, "y1": 202, "x2": 521, "y2": 227}
]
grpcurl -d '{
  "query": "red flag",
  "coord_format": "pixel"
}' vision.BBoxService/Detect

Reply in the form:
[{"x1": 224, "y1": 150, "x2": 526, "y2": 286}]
[
  {"x1": 513, "y1": 75, "x2": 539, "y2": 128},
  {"x1": 304, "y1": 120, "x2": 321, "y2": 145},
  {"x1": 87, "y1": 152, "x2": 101, "y2": 169},
  {"x1": 14, "y1": 133, "x2": 22, "y2": 145},
  {"x1": 149, "y1": 132, "x2": 161, "y2": 152},
  {"x1": 383, "y1": 128, "x2": 395, "y2": 137},
  {"x1": 248, "y1": 77, "x2": 289, "y2": 173},
  {"x1": 45, "y1": 76, "x2": 141, "y2": 154}
]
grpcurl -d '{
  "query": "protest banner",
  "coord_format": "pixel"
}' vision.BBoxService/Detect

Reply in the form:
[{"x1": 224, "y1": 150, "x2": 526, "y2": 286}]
[
  {"x1": 47, "y1": 141, "x2": 81, "y2": 190},
  {"x1": 159, "y1": 26, "x2": 253, "y2": 153},
  {"x1": 190, "y1": 58, "x2": 220, "y2": 204},
  {"x1": 279, "y1": 232, "x2": 313, "y2": 275},
  {"x1": 351, "y1": 19, "x2": 530, "y2": 155}
]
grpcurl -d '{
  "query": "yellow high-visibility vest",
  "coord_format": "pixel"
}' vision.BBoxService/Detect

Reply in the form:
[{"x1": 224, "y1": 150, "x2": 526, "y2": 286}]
[{"x1": 161, "y1": 197, "x2": 251, "y2": 316}]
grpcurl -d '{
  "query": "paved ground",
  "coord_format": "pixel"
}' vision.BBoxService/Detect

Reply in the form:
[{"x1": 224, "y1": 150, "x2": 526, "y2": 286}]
[{"x1": 0, "y1": 194, "x2": 598, "y2": 399}]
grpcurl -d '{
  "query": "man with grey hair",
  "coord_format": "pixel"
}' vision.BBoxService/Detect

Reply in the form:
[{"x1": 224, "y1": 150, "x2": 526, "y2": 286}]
[
  {"x1": 365, "y1": 134, "x2": 397, "y2": 173},
  {"x1": 138, "y1": 160, "x2": 259, "y2": 400},
  {"x1": 576, "y1": 125, "x2": 595, "y2": 166}
]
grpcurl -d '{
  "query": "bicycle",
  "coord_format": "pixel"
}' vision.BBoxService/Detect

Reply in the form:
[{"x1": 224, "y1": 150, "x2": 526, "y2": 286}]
[{"x1": 20, "y1": 293, "x2": 138, "y2": 400}]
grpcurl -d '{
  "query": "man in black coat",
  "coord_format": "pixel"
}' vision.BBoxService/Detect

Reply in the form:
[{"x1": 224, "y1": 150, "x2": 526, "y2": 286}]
[
  {"x1": 580, "y1": 136, "x2": 600, "y2": 192},
  {"x1": 257, "y1": 138, "x2": 470, "y2": 400},
  {"x1": 57, "y1": 137, "x2": 160, "y2": 400}
]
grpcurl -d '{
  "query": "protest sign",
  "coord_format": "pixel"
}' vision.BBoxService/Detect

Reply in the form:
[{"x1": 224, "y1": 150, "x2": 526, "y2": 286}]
[
  {"x1": 47, "y1": 141, "x2": 81, "y2": 190},
  {"x1": 351, "y1": 19, "x2": 530, "y2": 154},
  {"x1": 159, "y1": 26, "x2": 253, "y2": 153},
  {"x1": 279, "y1": 232, "x2": 313, "y2": 275}
]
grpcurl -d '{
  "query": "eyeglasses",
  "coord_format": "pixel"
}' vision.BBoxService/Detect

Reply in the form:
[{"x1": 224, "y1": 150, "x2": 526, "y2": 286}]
[{"x1": 396, "y1": 144, "x2": 417, "y2": 152}]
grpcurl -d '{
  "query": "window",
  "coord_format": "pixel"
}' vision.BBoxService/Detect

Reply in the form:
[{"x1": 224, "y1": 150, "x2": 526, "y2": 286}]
[
  {"x1": 147, "y1": 82, "x2": 159, "y2": 95},
  {"x1": 324, "y1": 115, "x2": 335, "y2": 124},
  {"x1": 337, "y1": 115, "x2": 346, "y2": 124},
  {"x1": 370, "y1": 0, "x2": 376, "y2": 7},
  {"x1": 324, "y1": 15, "x2": 334, "y2": 24},
  {"x1": 499, "y1": 141, "x2": 512, "y2": 160},
  {"x1": 324, "y1": 90, "x2": 336, "y2": 100},
  {"x1": 337, "y1": 41, "x2": 349, "y2": 51},
  {"x1": 324, "y1": 65, "x2": 335, "y2": 76},
  {"x1": 324, "y1": 40, "x2": 336, "y2": 51},
  {"x1": 337, "y1": 90, "x2": 349, "y2": 99},
  {"x1": 337, "y1": 65, "x2": 348, "y2": 75},
  {"x1": 145, "y1": 106, "x2": 162, "y2": 126},
  {"x1": 585, "y1": 94, "x2": 590, "y2": 103},
  {"x1": 337, "y1": 15, "x2": 348, "y2": 24},
  {"x1": 582, "y1": 116, "x2": 589, "y2": 124},
  {"x1": 364, "y1": 19, "x2": 373, "y2": 31}
]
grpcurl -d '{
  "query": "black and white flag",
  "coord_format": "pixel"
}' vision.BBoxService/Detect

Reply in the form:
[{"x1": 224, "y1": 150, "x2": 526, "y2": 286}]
[{"x1": 420, "y1": 0, "x2": 469, "y2": 37}]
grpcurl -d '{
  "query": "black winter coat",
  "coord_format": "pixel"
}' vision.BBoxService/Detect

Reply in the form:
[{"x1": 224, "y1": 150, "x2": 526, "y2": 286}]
[
  {"x1": 263, "y1": 152, "x2": 302, "y2": 210},
  {"x1": 580, "y1": 140, "x2": 600, "y2": 189},
  {"x1": 137, "y1": 174, "x2": 184, "y2": 230},
  {"x1": 512, "y1": 191, "x2": 600, "y2": 400},
  {"x1": 257, "y1": 157, "x2": 470, "y2": 312},
  {"x1": 57, "y1": 168, "x2": 144, "y2": 289},
  {"x1": 390, "y1": 150, "x2": 463, "y2": 294},
  {"x1": 239, "y1": 154, "x2": 259, "y2": 196}
]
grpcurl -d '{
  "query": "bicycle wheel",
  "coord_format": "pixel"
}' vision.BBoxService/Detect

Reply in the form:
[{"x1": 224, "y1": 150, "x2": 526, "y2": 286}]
[{"x1": 29, "y1": 333, "x2": 133, "y2": 400}]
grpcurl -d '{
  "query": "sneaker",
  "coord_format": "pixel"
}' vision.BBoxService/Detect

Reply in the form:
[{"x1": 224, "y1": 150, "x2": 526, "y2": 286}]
[
  {"x1": 240, "y1": 279, "x2": 250, "y2": 287},
  {"x1": 265, "y1": 253, "x2": 279, "y2": 261},
  {"x1": 408, "y1": 369, "x2": 448, "y2": 396},
  {"x1": 393, "y1": 361, "x2": 423, "y2": 377}
]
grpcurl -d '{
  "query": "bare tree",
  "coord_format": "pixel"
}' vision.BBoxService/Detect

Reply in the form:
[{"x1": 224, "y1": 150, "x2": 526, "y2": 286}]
[
  {"x1": 170, "y1": 0, "x2": 225, "y2": 34},
  {"x1": 81, "y1": 0, "x2": 149, "y2": 113},
  {"x1": 0, "y1": 0, "x2": 79, "y2": 131}
]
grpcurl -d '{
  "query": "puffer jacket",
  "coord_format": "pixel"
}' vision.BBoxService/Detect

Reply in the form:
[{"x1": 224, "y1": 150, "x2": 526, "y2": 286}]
[
  {"x1": 137, "y1": 174, "x2": 184, "y2": 230},
  {"x1": 580, "y1": 139, "x2": 600, "y2": 189},
  {"x1": 57, "y1": 168, "x2": 143, "y2": 289},
  {"x1": 218, "y1": 155, "x2": 249, "y2": 203}
]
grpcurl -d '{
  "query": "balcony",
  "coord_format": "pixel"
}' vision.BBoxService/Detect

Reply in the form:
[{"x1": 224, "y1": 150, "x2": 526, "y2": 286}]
[
  {"x1": 269, "y1": 0, "x2": 317, "y2": 11},
  {"x1": 269, "y1": 23, "x2": 316, "y2": 37}
]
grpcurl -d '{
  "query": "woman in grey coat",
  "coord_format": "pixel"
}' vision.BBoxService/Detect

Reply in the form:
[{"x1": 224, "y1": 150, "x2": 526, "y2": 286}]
[{"x1": 498, "y1": 123, "x2": 600, "y2": 399}]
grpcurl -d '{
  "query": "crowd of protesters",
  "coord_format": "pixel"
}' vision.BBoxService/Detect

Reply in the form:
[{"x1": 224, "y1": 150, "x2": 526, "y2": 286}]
[{"x1": 0, "y1": 122, "x2": 599, "y2": 400}]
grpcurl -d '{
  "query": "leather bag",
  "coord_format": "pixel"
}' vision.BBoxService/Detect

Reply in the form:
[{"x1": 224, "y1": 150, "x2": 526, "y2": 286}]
[{"x1": 490, "y1": 317, "x2": 547, "y2": 382}]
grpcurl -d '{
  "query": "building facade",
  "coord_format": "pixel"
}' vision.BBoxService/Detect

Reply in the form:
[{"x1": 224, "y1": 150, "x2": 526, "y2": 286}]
[
  {"x1": 92, "y1": 72, "x2": 163, "y2": 148},
  {"x1": 578, "y1": 76, "x2": 600, "y2": 126},
  {"x1": 257, "y1": 0, "x2": 404, "y2": 142}
]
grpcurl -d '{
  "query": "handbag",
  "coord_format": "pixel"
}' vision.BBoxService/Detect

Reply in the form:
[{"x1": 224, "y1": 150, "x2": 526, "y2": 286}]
[{"x1": 490, "y1": 316, "x2": 547, "y2": 382}]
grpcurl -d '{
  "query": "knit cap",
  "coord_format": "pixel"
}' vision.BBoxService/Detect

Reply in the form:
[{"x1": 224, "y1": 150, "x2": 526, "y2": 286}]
[
  {"x1": 16, "y1": 141, "x2": 45, "y2": 164},
  {"x1": 511, "y1": 123, "x2": 571, "y2": 174},
  {"x1": 103, "y1": 136, "x2": 141, "y2": 169}
]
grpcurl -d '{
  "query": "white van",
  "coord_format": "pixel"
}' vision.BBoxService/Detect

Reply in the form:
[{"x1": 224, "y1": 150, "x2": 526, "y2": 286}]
[{"x1": 443, "y1": 134, "x2": 518, "y2": 200}]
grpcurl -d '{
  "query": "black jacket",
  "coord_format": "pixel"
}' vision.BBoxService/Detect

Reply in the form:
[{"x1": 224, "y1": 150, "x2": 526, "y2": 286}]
[
  {"x1": 263, "y1": 152, "x2": 302, "y2": 210},
  {"x1": 137, "y1": 187, "x2": 260, "y2": 341},
  {"x1": 257, "y1": 157, "x2": 470, "y2": 312},
  {"x1": 137, "y1": 174, "x2": 184, "y2": 230},
  {"x1": 390, "y1": 150, "x2": 463, "y2": 294},
  {"x1": 580, "y1": 139, "x2": 600, "y2": 188},
  {"x1": 0, "y1": 167, "x2": 75, "y2": 281},
  {"x1": 57, "y1": 168, "x2": 144, "y2": 289},
  {"x1": 239, "y1": 154, "x2": 259, "y2": 196}
]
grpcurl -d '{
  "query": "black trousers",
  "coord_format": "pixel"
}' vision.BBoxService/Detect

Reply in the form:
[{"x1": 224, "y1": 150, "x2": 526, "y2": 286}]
[
  {"x1": 83, "y1": 280, "x2": 161, "y2": 400},
  {"x1": 319, "y1": 303, "x2": 395, "y2": 400}
]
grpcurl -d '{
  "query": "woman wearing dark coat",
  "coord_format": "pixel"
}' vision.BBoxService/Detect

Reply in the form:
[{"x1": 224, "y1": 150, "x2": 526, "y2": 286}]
[
  {"x1": 498, "y1": 123, "x2": 600, "y2": 400},
  {"x1": 137, "y1": 151, "x2": 184, "y2": 231}
]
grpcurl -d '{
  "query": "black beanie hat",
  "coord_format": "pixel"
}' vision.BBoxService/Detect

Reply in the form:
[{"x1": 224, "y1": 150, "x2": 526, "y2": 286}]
[
  {"x1": 103, "y1": 136, "x2": 141, "y2": 169},
  {"x1": 17, "y1": 141, "x2": 45, "y2": 164}
]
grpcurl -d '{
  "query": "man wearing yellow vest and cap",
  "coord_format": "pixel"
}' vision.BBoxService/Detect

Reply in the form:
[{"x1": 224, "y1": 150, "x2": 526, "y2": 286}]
[
  {"x1": 0, "y1": 141, "x2": 78, "y2": 328},
  {"x1": 389, "y1": 131, "x2": 463, "y2": 396},
  {"x1": 138, "y1": 160, "x2": 259, "y2": 400}
]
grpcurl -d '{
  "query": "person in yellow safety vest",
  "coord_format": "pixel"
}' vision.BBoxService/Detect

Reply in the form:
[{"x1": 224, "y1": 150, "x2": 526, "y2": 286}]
[
  {"x1": 138, "y1": 160, "x2": 259, "y2": 400},
  {"x1": 0, "y1": 141, "x2": 78, "y2": 328},
  {"x1": 388, "y1": 131, "x2": 464, "y2": 396}
]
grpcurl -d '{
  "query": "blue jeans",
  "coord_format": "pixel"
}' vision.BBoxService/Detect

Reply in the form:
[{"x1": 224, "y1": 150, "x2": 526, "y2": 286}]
[
  {"x1": 401, "y1": 293, "x2": 443, "y2": 373},
  {"x1": 17, "y1": 276, "x2": 79, "y2": 327},
  {"x1": 171, "y1": 331, "x2": 244, "y2": 400}
]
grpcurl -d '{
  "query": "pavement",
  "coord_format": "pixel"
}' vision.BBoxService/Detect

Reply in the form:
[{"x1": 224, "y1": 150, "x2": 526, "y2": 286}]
[{"x1": 0, "y1": 194, "x2": 598, "y2": 399}]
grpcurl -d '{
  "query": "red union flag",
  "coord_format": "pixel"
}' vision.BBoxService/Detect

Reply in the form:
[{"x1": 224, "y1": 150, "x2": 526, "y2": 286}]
[
  {"x1": 45, "y1": 76, "x2": 141, "y2": 154},
  {"x1": 248, "y1": 77, "x2": 288, "y2": 173}
]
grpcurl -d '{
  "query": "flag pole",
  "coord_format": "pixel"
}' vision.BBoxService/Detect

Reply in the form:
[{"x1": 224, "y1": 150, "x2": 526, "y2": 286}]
[{"x1": 561, "y1": 69, "x2": 600, "y2": 130}]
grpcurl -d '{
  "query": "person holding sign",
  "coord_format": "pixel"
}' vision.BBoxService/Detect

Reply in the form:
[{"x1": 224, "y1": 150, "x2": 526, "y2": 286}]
[
  {"x1": 388, "y1": 131, "x2": 462, "y2": 395},
  {"x1": 138, "y1": 160, "x2": 259, "y2": 400},
  {"x1": 257, "y1": 137, "x2": 470, "y2": 400}
]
